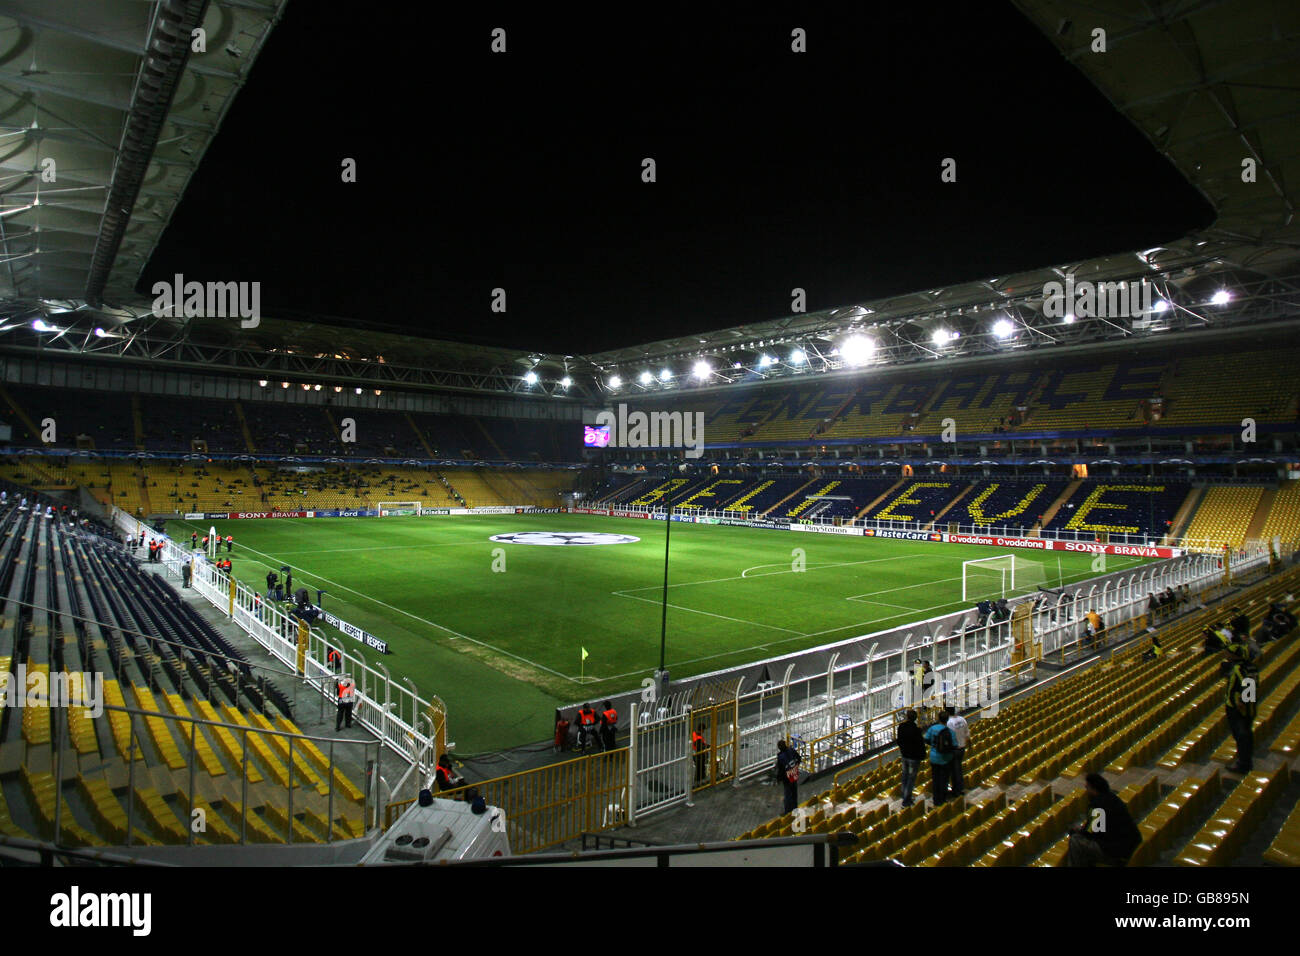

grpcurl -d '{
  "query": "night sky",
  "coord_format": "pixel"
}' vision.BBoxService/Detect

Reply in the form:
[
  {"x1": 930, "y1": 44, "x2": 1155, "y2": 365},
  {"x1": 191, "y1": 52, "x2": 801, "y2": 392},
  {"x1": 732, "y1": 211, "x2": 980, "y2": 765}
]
[{"x1": 140, "y1": 4, "x2": 1214, "y2": 355}]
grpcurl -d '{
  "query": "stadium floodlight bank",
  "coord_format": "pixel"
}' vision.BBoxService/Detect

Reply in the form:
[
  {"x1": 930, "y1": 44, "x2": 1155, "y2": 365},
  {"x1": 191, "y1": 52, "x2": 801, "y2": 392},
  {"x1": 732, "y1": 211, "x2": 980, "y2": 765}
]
[
  {"x1": 962, "y1": 554, "x2": 1047, "y2": 601},
  {"x1": 378, "y1": 501, "x2": 422, "y2": 516}
]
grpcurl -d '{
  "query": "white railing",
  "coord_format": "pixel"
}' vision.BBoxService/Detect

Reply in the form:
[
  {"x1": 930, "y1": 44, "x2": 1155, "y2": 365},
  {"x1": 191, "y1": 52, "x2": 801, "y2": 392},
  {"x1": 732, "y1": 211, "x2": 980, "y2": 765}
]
[
  {"x1": 114, "y1": 510, "x2": 438, "y2": 781},
  {"x1": 622, "y1": 541, "x2": 1272, "y2": 820}
]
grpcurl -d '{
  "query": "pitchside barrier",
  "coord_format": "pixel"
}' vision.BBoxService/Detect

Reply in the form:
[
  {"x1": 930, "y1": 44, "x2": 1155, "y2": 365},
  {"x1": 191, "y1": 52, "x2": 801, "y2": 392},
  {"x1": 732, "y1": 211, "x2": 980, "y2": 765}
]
[
  {"x1": 564, "y1": 543, "x2": 1275, "y2": 821},
  {"x1": 113, "y1": 506, "x2": 1277, "y2": 851},
  {"x1": 113, "y1": 509, "x2": 446, "y2": 803}
]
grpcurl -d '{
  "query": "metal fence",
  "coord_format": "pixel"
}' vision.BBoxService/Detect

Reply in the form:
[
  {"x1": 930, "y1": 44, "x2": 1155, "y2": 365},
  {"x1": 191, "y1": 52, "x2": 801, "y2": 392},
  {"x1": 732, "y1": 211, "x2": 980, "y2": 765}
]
[
  {"x1": 386, "y1": 749, "x2": 630, "y2": 854},
  {"x1": 32, "y1": 693, "x2": 377, "y2": 847},
  {"x1": 113, "y1": 510, "x2": 445, "y2": 794},
  {"x1": 115, "y1": 506, "x2": 1275, "y2": 849},
  {"x1": 619, "y1": 540, "x2": 1273, "y2": 822}
]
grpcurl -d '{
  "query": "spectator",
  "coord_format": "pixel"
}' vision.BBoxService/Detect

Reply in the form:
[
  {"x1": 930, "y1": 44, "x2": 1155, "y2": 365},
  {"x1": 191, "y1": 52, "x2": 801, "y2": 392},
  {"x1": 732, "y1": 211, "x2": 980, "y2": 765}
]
[
  {"x1": 946, "y1": 708, "x2": 970, "y2": 797},
  {"x1": 1146, "y1": 592, "x2": 1160, "y2": 623},
  {"x1": 976, "y1": 599, "x2": 992, "y2": 628},
  {"x1": 895, "y1": 710, "x2": 925, "y2": 808},
  {"x1": 923, "y1": 710, "x2": 956, "y2": 806},
  {"x1": 774, "y1": 739, "x2": 800, "y2": 813},
  {"x1": 1141, "y1": 633, "x2": 1164, "y2": 663},
  {"x1": 1084, "y1": 609, "x2": 1105, "y2": 649},
  {"x1": 1229, "y1": 606, "x2": 1250, "y2": 641},
  {"x1": 1066, "y1": 773, "x2": 1141, "y2": 867},
  {"x1": 1223, "y1": 642, "x2": 1259, "y2": 773}
]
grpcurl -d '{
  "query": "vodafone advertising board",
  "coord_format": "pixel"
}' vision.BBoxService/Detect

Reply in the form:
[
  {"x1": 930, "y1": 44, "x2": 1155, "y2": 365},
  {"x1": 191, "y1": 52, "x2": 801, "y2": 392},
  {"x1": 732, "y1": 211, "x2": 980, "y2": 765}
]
[
  {"x1": 942, "y1": 532, "x2": 1179, "y2": 559},
  {"x1": 942, "y1": 533, "x2": 1053, "y2": 550}
]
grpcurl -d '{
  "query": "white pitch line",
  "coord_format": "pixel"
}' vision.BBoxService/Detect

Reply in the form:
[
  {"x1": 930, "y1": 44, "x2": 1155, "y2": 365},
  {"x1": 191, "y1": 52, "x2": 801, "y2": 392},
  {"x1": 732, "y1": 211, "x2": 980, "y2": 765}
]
[
  {"x1": 619, "y1": 551, "x2": 935, "y2": 596},
  {"x1": 273, "y1": 541, "x2": 491, "y2": 556},
  {"x1": 174, "y1": 520, "x2": 578, "y2": 684},
  {"x1": 615, "y1": 591, "x2": 807, "y2": 635},
  {"x1": 845, "y1": 574, "x2": 964, "y2": 601}
]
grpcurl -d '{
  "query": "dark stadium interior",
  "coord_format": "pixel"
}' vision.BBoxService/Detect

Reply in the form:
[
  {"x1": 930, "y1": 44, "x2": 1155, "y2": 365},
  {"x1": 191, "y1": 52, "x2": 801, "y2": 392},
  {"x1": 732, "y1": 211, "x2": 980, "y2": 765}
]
[{"x1": 0, "y1": 0, "x2": 1297, "y2": 885}]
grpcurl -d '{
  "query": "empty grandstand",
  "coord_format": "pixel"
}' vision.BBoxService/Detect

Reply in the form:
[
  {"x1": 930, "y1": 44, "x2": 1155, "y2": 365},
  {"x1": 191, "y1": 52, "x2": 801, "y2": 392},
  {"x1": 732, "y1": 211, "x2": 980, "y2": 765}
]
[{"x1": 0, "y1": 0, "x2": 1297, "y2": 893}]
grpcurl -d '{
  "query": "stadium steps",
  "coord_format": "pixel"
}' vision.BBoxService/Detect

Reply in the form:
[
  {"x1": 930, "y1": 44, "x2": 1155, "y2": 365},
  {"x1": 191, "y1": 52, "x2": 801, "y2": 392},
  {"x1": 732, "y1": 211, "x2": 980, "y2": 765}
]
[
  {"x1": 233, "y1": 401, "x2": 257, "y2": 453},
  {"x1": 0, "y1": 384, "x2": 42, "y2": 443},
  {"x1": 1165, "y1": 486, "x2": 1205, "y2": 544},
  {"x1": 1259, "y1": 481, "x2": 1300, "y2": 551},
  {"x1": 854, "y1": 479, "x2": 905, "y2": 521},
  {"x1": 1244, "y1": 488, "x2": 1277, "y2": 542},
  {"x1": 404, "y1": 412, "x2": 437, "y2": 457},
  {"x1": 471, "y1": 417, "x2": 512, "y2": 462},
  {"x1": 786, "y1": 480, "x2": 841, "y2": 518},
  {"x1": 757, "y1": 477, "x2": 816, "y2": 517},
  {"x1": 925, "y1": 482, "x2": 976, "y2": 529},
  {"x1": 1034, "y1": 479, "x2": 1082, "y2": 533},
  {"x1": 724, "y1": 480, "x2": 774, "y2": 513},
  {"x1": 130, "y1": 394, "x2": 145, "y2": 450}
]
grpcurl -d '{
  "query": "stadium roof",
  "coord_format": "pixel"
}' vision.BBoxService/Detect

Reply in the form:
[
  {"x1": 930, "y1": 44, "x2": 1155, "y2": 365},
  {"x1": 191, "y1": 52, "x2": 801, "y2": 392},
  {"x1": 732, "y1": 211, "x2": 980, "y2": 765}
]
[
  {"x1": 0, "y1": 0, "x2": 286, "y2": 303},
  {"x1": 587, "y1": 0, "x2": 1300, "y2": 380},
  {"x1": 0, "y1": 1, "x2": 1296, "y2": 402}
]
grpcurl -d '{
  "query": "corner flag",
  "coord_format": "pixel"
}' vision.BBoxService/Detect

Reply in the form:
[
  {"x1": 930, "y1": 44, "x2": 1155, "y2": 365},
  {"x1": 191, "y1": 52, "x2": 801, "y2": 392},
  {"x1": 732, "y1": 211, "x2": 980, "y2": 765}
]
[{"x1": 581, "y1": 647, "x2": 589, "y2": 661}]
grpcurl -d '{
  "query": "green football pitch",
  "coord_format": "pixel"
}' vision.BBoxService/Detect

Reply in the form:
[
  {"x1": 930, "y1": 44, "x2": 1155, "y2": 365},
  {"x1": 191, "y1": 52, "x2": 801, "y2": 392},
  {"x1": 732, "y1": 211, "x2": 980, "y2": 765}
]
[{"x1": 168, "y1": 514, "x2": 1152, "y2": 752}]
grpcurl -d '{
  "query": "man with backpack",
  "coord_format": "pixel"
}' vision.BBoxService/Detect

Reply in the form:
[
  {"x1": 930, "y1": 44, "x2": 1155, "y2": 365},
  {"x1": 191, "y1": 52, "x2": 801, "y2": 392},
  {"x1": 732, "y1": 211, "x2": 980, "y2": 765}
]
[{"x1": 924, "y1": 710, "x2": 956, "y2": 806}]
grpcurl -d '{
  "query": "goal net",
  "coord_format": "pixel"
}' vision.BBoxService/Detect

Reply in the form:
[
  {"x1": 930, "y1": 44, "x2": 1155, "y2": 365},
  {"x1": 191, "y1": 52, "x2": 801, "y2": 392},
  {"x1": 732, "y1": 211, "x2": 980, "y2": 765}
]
[
  {"x1": 377, "y1": 501, "x2": 422, "y2": 516},
  {"x1": 962, "y1": 554, "x2": 1047, "y2": 602}
]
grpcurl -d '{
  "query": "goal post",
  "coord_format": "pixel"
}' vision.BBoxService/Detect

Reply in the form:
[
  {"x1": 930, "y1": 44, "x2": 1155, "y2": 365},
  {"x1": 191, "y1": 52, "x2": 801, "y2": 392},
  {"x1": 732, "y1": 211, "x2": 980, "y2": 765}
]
[
  {"x1": 377, "y1": 501, "x2": 422, "y2": 516},
  {"x1": 962, "y1": 554, "x2": 1047, "y2": 602}
]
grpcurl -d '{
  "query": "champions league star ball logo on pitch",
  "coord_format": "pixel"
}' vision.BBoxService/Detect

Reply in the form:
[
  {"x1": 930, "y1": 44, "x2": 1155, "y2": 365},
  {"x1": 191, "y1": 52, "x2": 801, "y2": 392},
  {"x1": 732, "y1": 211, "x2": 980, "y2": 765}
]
[{"x1": 489, "y1": 531, "x2": 640, "y2": 546}]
